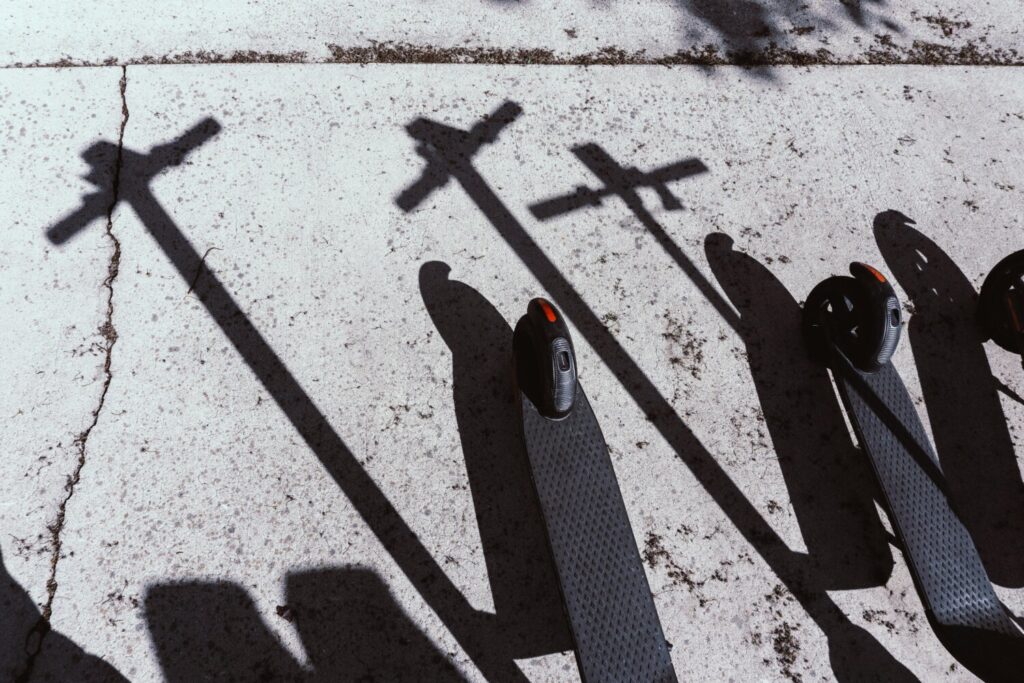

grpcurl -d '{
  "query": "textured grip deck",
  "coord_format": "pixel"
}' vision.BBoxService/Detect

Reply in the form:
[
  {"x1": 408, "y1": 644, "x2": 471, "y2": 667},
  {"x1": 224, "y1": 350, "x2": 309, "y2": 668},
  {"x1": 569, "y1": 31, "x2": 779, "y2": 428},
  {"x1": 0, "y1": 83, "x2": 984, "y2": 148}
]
[
  {"x1": 832, "y1": 351, "x2": 1020, "y2": 636},
  {"x1": 521, "y1": 386, "x2": 677, "y2": 683}
]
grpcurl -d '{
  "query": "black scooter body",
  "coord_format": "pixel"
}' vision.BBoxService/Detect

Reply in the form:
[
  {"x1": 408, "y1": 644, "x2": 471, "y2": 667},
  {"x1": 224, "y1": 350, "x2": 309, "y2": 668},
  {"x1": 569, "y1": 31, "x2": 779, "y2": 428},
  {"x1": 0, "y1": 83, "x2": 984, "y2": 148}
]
[
  {"x1": 979, "y1": 249, "x2": 1024, "y2": 359},
  {"x1": 514, "y1": 298, "x2": 676, "y2": 683},
  {"x1": 804, "y1": 264, "x2": 1023, "y2": 680}
]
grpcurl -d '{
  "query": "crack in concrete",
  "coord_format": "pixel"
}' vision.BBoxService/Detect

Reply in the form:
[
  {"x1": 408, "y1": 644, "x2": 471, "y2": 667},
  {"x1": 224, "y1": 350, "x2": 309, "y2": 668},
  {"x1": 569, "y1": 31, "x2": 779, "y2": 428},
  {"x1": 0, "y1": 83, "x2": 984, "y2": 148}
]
[
  {"x1": 17, "y1": 65, "x2": 128, "y2": 683},
  {"x1": 2, "y1": 36, "x2": 1023, "y2": 69}
]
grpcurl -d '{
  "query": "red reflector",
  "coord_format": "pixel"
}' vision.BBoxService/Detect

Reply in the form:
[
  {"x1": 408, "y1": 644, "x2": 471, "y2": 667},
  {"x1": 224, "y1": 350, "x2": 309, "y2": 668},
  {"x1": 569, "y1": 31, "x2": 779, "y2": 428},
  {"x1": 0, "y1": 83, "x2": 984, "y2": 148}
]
[
  {"x1": 539, "y1": 300, "x2": 558, "y2": 323},
  {"x1": 863, "y1": 264, "x2": 887, "y2": 283}
]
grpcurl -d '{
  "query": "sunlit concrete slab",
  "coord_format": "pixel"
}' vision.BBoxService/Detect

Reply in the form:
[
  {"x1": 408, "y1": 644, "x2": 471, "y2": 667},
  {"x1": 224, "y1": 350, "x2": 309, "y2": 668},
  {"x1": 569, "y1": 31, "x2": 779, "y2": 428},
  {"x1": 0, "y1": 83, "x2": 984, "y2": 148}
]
[
  {"x1": 0, "y1": 66, "x2": 124, "y2": 678},
  {"x1": 16, "y1": 63, "x2": 1024, "y2": 681},
  {"x1": 2, "y1": 2, "x2": 1021, "y2": 68}
]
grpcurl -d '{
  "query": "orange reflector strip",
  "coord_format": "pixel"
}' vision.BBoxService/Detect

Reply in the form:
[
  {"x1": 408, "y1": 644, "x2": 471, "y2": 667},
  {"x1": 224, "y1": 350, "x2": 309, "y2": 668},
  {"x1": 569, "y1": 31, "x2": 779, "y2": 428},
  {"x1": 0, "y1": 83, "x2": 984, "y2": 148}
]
[
  {"x1": 539, "y1": 299, "x2": 558, "y2": 323},
  {"x1": 863, "y1": 264, "x2": 887, "y2": 283}
]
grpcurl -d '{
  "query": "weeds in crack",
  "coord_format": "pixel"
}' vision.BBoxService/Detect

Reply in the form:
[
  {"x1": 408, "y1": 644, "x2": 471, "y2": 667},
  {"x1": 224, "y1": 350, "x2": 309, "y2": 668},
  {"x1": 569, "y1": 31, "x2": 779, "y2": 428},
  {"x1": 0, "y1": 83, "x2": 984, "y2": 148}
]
[
  {"x1": 4, "y1": 38, "x2": 1023, "y2": 68},
  {"x1": 17, "y1": 65, "x2": 128, "y2": 682}
]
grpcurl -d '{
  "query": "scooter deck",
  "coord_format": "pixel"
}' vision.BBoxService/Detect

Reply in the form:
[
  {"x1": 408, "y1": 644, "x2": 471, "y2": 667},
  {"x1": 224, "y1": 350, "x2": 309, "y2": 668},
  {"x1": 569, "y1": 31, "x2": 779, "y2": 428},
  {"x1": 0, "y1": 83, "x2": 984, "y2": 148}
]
[
  {"x1": 521, "y1": 385, "x2": 676, "y2": 683},
  {"x1": 831, "y1": 350, "x2": 1020, "y2": 636}
]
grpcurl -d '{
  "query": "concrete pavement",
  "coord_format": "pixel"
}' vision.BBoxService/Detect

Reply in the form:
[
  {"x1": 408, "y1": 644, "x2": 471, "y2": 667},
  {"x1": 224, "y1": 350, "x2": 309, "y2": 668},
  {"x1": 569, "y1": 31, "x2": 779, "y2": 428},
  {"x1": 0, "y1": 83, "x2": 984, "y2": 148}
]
[
  {"x1": 2, "y1": 10, "x2": 1024, "y2": 683},
  {"x1": 0, "y1": 66, "x2": 125, "y2": 681},
  {"x1": 3, "y1": 2, "x2": 1022, "y2": 68}
]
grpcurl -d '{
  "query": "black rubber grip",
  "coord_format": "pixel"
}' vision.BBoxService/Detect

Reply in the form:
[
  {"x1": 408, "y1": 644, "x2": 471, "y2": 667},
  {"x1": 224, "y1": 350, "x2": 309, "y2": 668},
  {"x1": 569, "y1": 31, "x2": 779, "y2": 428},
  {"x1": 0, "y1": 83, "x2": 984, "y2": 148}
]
[
  {"x1": 520, "y1": 386, "x2": 677, "y2": 682},
  {"x1": 831, "y1": 349, "x2": 1020, "y2": 636}
]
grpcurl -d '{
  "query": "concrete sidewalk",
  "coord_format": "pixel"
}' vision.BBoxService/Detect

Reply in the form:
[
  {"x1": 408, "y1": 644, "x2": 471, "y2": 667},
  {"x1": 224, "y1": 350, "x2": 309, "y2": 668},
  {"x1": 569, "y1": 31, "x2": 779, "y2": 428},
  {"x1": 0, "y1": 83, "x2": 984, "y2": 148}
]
[
  {"x1": 3, "y1": 2, "x2": 1021, "y2": 67},
  {"x1": 3, "y1": 21, "x2": 1024, "y2": 683}
]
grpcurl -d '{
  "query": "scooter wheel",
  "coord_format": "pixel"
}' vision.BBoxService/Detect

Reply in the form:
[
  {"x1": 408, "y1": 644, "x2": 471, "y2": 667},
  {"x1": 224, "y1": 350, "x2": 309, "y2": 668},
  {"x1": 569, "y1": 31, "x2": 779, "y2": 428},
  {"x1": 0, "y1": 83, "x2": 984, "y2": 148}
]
[
  {"x1": 977, "y1": 249, "x2": 1024, "y2": 353},
  {"x1": 802, "y1": 267, "x2": 901, "y2": 373}
]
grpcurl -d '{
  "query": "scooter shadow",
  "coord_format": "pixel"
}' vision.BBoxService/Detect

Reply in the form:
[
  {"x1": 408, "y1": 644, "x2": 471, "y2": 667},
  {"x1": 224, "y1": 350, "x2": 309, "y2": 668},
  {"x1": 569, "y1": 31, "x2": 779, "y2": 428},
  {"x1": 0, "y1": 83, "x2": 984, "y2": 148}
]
[
  {"x1": 704, "y1": 233, "x2": 894, "y2": 591},
  {"x1": 0, "y1": 548, "x2": 128, "y2": 681},
  {"x1": 419, "y1": 261, "x2": 572, "y2": 658},
  {"x1": 145, "y1": 566, "x2": 465, "y2": 681},
  {"x1": 874, "y1": 210, "x2": 1024, "y2": 589}
]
